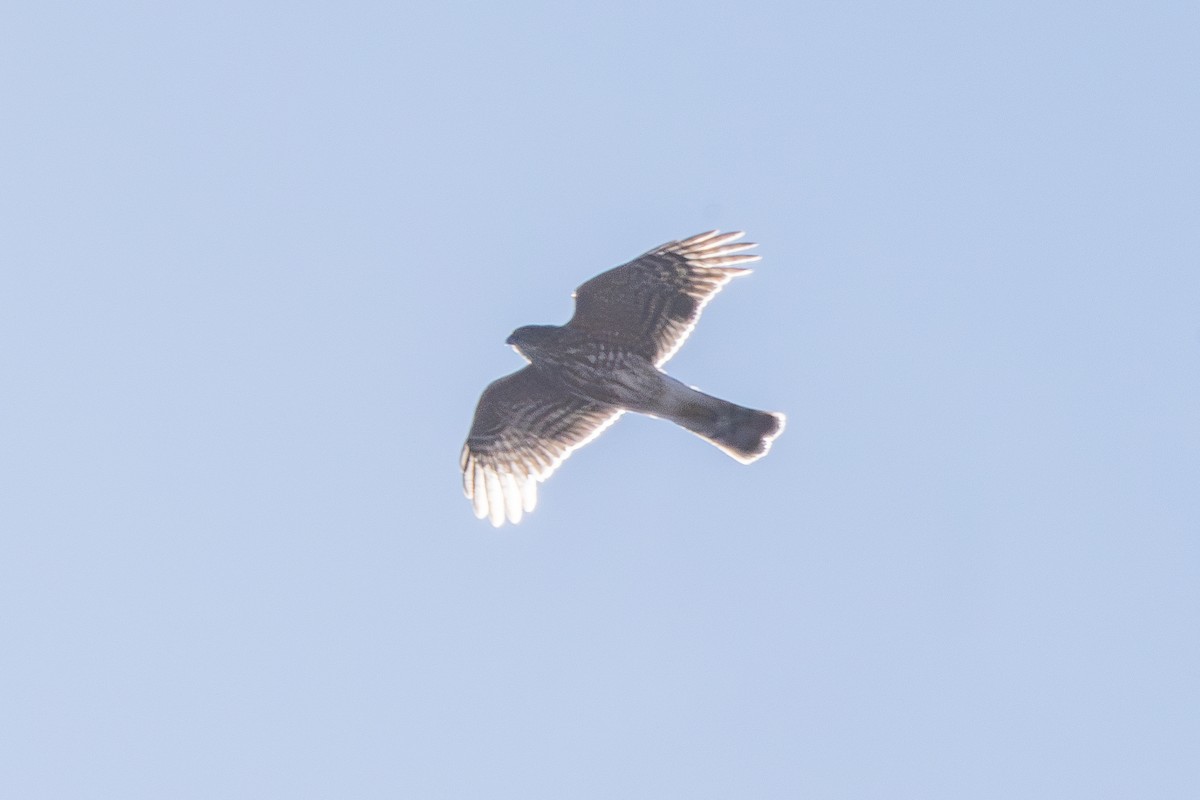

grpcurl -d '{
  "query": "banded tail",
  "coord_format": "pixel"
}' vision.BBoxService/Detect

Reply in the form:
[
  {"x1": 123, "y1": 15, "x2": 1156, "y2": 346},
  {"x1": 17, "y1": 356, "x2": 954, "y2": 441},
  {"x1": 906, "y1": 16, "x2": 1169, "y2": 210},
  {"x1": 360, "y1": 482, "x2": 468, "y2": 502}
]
[{"x1": 661, "y1": 380, "x2": 785, "y2": 464}]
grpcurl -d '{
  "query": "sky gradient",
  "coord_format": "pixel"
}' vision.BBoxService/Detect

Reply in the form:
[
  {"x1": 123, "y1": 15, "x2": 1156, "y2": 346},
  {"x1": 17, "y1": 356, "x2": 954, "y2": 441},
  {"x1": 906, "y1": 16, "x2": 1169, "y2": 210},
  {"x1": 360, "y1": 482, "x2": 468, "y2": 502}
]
[{"x1": 3, "y1": 2, "x2": 1198, "y2": 797}]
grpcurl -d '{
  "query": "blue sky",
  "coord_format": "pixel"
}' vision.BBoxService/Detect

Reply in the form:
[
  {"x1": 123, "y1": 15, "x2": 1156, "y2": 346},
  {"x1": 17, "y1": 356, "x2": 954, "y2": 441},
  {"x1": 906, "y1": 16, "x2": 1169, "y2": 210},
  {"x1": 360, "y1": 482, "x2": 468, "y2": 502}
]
[{"x1": 3, "y1": 2, "x2": 1198, "y2": 797}]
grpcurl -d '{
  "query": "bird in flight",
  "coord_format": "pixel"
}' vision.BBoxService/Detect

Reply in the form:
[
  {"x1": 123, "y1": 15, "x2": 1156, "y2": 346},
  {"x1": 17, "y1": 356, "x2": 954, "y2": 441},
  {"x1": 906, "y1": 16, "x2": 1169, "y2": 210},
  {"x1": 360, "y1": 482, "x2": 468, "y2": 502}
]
[{"x1": 461, "y1": 230, "x2": 785, "y2": 526}]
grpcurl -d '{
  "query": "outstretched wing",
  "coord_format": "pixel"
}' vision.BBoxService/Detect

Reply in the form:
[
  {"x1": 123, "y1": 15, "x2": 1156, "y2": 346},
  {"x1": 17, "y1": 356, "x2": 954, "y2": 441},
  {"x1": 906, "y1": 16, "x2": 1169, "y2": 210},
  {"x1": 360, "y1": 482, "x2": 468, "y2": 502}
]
[
  {"x1": 461, "y1": 366, "x2": 623, "y2": 527},
  {"x1": 567, "y1": 230, "x2": 761, "y2": 367}
]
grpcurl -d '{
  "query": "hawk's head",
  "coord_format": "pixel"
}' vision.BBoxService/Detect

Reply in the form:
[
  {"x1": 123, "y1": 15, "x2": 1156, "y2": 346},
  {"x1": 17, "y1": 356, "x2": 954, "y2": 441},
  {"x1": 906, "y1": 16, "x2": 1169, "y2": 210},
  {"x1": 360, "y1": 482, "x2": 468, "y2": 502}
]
[
  {"x1": 506, "y1": 325, "x2": 561, "y2": 360},
  {"x1": 508, "y1": 323, "x2": 559, "y2": 345}
]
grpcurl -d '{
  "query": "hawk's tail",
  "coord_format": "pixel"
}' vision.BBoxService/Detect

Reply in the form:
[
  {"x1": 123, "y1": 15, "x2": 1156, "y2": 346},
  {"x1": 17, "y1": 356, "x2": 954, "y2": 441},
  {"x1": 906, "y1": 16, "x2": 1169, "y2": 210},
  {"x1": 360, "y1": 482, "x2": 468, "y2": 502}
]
[{"x1": 666, "y1": 385, "x2": 786, "y2": 464}]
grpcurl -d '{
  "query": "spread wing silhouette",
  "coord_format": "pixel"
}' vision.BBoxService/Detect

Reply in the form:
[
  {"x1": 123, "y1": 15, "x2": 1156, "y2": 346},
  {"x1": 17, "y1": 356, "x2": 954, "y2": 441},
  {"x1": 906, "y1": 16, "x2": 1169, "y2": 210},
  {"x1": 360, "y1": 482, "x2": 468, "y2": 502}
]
[
  {"x1": 567, "y1": 230, "x2": 760, "y2": 366},
  {"x1": 461, "y1": 366, "x2": 622, "y2": 526}
]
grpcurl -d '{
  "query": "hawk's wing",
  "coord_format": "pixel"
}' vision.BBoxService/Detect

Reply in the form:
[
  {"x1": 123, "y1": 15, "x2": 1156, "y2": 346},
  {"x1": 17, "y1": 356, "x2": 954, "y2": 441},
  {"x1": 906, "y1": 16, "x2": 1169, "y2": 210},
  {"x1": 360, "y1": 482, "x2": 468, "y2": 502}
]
[
  {"x1": 461, "y1": 366, "x2": 623, "y2": 527},
  {"x1": 567, "y1": 230, "x2": 761, "y2": 367}
]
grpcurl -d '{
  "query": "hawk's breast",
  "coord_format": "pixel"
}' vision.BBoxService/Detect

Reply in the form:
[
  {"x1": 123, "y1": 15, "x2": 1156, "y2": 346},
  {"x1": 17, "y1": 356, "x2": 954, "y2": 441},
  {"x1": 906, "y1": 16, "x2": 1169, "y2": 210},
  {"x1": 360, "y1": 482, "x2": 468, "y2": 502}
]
[{"x1": 535, "y1": 340, "x2": 667, "y2": 410}]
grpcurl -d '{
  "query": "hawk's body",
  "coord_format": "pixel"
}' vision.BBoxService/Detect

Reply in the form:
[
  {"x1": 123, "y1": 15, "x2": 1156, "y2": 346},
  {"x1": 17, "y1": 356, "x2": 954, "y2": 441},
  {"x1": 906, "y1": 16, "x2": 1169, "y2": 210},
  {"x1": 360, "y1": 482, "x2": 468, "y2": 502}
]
[{"x1": 461, "y1": 231, "x2": 785, "y2": 526}]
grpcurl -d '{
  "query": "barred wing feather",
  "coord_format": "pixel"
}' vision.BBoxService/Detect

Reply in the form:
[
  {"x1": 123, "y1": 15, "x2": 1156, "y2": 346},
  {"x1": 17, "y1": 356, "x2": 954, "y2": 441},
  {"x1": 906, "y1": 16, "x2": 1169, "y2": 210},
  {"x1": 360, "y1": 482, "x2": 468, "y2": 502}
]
[
  {"x1": 567, "y1": 230, "x2": 760, "y2": 367},
  {"x1": 461, "y1": 366, "x2": 622, "y2": 527}
]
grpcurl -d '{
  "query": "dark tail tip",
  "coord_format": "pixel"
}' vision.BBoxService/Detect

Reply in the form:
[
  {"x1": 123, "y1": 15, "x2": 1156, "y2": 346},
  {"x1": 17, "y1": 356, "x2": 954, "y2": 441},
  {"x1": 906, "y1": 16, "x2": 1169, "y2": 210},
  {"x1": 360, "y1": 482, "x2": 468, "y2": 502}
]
[{"x1": 713, "y1": 407, "x2": 786, "y2": 464}]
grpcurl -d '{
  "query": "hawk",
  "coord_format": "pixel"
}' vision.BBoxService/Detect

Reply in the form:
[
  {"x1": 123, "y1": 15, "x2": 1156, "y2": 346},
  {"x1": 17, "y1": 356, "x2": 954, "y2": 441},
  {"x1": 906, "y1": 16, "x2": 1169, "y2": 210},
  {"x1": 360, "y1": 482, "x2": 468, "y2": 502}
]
[{"x1": 461, "y1": 230, "x2": 785, "y2": 526}]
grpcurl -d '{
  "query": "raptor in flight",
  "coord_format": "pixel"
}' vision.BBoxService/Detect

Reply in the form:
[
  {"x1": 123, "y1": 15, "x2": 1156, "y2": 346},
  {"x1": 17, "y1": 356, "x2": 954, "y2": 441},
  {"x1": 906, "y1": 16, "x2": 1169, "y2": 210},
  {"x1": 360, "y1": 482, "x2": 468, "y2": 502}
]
[{"x1": 461, "y1": 231, "x2": 785, "y2": 526}]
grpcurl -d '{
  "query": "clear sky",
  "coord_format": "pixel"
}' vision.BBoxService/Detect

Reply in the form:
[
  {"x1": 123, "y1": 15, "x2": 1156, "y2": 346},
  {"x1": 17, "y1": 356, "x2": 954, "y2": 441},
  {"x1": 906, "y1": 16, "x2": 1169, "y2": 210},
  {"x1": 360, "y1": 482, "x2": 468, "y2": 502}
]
[{"x1": 3, "y1": 2, "x2": 1198, "y2": 797}]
